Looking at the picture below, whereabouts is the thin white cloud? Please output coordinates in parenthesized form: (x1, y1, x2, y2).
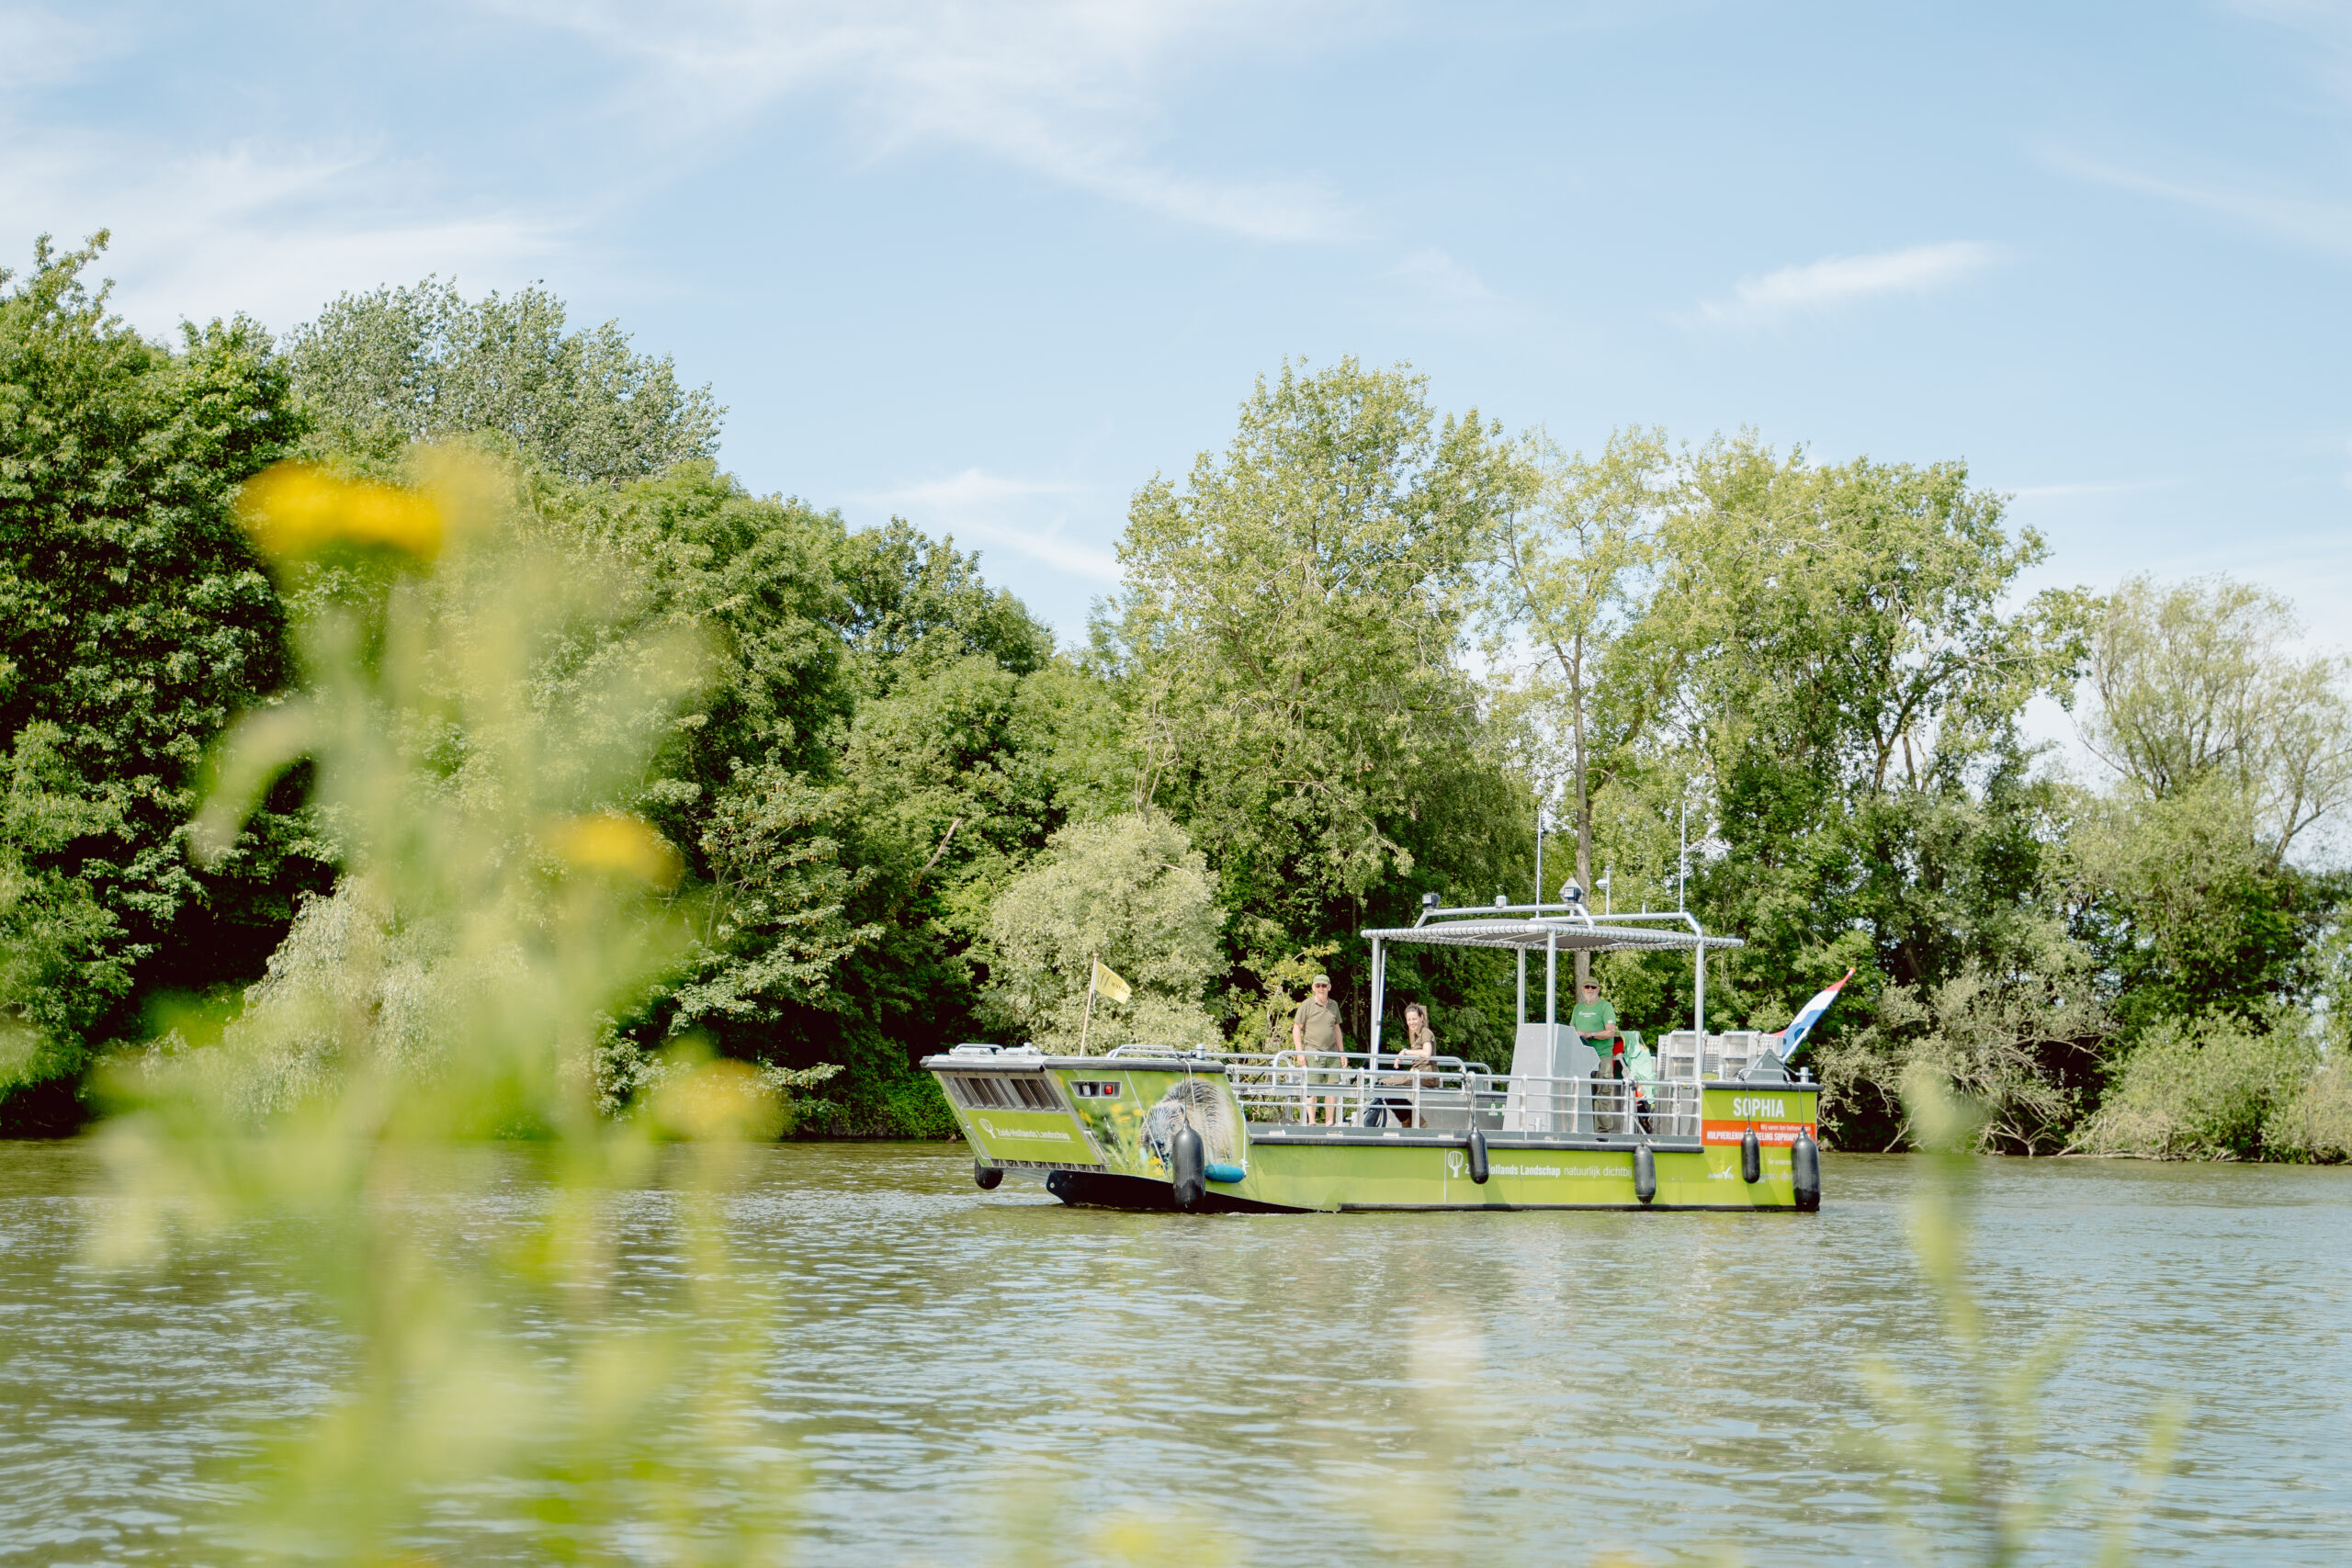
(2045, 147, 2352, 259)
(498, 0, 1357, 243)
(1395, 246, 1501, 307)
(0, 4, 119, 88)
(858, 468, 1121, 581)
(1689, 241, 2001, 327)
(0, 128, 563, 332)
(876, 468, 1083, 511)
(2229, 0, 2352, 103)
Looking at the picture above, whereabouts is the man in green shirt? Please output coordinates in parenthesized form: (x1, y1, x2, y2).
(1570, 980, 1622, 1077)
(1291, 974, 1345, 1125)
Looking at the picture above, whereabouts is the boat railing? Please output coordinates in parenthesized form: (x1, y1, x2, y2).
(1220, 1051, 1702, 1138)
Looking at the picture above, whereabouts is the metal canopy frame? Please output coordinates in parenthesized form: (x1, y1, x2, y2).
(1361, 904, 1744, 1056)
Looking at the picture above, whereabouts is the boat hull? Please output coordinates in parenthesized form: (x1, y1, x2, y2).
(1217, 1129, 1806, 1212)
(922, 1052, 1819, 1213)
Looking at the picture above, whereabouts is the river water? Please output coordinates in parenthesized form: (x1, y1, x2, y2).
(0, 1140, 2346, 1565)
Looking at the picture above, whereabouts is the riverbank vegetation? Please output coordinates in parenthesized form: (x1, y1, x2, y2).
(4, 233, 2347, 1154)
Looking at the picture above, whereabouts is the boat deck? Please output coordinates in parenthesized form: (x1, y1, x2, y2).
(1246, 1122, 1704, 1155)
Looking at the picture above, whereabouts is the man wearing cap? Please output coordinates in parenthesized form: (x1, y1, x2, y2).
(1291, 975, 1345, 1126)
(1571, 979, 1622, 1077)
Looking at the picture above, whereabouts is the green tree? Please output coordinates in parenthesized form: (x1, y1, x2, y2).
(1633, 439, 2088, 1145)
(1108, 358, 1530, 1021)
(833, 516, 1054, 696)
(2067, 577, 2350, 1044)
(2084, 574, 2352, 868)
(1483, 425, 1671, 985)
(2062, 779, 2334, 1037)
(0, 725, 128, 1093)
(2075, 1007, 2321, 1160)
(0, 233, 315, 1119)
(543, 465, 876, 1093)
(979, 813, 1225, 1051)
(284, 277, 722, 486)
(812, 525, 1118, 1127)
(576, 493, 1099, 1133)
(288, 290, 1097, 1132)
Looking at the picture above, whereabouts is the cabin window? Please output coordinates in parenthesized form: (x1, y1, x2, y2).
(943, 1074, 1060, 1111)
(1008, 1077, 1060, 1109)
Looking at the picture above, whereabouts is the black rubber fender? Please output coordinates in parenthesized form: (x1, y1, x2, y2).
(974, 1161, 1003, 1190)
(1741, 1127, 1761, 1185)
(1467, 1128, 1489, 1185)
(1634, 1144, 1657, 1204)
(1171, 1126, 1206, 1211)
(1792, 1133, 1822, 1213)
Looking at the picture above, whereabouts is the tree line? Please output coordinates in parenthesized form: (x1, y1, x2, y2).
(4, 234, 2347, 1155)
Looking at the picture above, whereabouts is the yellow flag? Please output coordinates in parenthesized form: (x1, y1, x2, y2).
(1091, 957, 1132, 1005)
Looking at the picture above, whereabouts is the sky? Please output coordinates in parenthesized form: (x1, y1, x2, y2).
(6, 0, 2350, 660)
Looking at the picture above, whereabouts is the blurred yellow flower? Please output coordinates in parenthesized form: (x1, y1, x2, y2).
(236, 463, 444, 561)
(545, 812, 684, 887)
(651, 1059, 785, 1142)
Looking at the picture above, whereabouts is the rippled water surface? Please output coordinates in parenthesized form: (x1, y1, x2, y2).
(1, 1141, 2346, 1564)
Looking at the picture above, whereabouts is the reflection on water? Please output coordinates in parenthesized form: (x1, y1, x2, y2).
(0, 1142, 2346, 1564)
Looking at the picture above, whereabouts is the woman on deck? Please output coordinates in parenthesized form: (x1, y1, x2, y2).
(1379, 1003, 1441, 1127)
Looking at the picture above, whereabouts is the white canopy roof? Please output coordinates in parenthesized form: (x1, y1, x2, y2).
(1360, 918, 1744, 954)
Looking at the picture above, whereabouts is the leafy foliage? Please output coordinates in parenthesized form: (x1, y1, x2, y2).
(0, 234, 318, 1111)
(2073, 1009, 2322, 1161)
(0, 725, 128, 1089)
(1483, 425, 1671, 985)
(979, 812, 1224, 1051)
(101, 453, 800, 1559)
(1109, 357, 1531, 1024)
(1585, 443, 2094, 1145)
(2084, 574, 2352, 865)
(284, 276, 723, 485)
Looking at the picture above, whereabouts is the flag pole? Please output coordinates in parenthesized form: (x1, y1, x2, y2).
(1079, 954, 1099, 1056)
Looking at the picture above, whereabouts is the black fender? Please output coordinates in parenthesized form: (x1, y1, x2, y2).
(1171, 1126, 1206, 1211)
(1792, 1134, 1822, 1212)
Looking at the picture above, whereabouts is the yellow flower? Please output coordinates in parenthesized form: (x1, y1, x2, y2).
(652, 1059, 785, 1142)
(236, 463, 444, 561)
(544, 813, 684, 887)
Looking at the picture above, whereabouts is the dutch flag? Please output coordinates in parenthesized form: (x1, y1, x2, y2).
(1773, 969, 1854, 1061)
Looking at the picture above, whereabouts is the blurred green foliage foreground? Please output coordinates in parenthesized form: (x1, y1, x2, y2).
(6, 231, 2352, 1153)
(95, 452, 799, 1561)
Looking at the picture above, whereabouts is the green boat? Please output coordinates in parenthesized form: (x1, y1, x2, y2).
(922, 901, 1823, 1213)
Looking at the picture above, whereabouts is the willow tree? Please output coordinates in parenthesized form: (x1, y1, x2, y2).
(980, 813, 1224, 1051)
